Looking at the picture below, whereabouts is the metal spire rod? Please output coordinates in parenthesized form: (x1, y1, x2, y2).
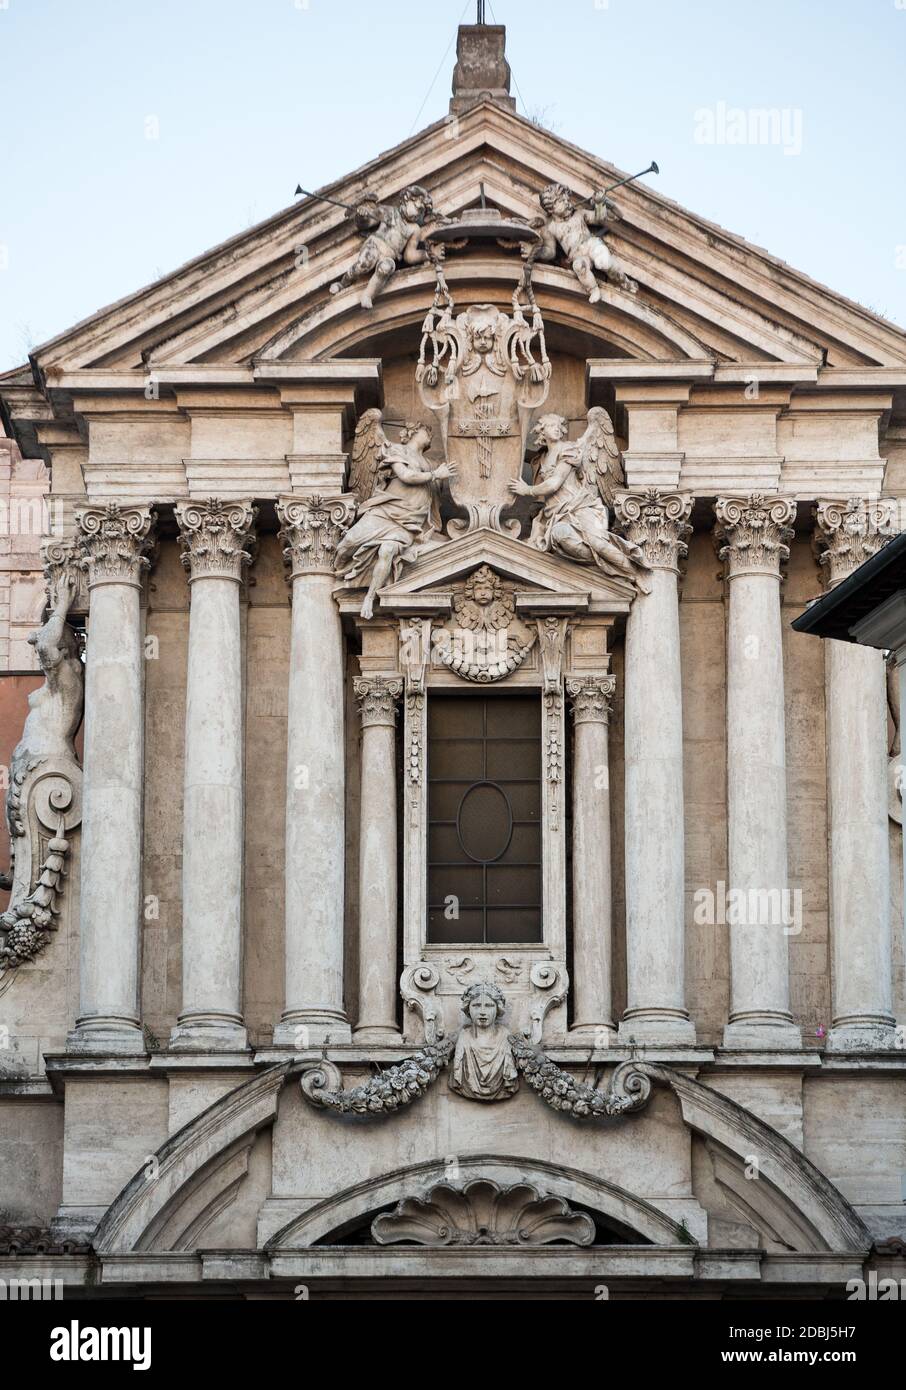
(477, 0, 486, 23)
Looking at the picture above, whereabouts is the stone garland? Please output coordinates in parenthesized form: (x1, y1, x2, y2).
(0, 823, 72, 967)
(302, 1040, 455, 1114)
(508, 1036, 650, 1119)
(300, 1037, 651, 1120)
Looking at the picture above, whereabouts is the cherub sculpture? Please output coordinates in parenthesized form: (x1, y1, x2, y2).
(509, 408, 651, 591)
(449, 983, 519, 1103)
(525, 183, 636, 302)
(329, 185, 442, 309)
(336, 410, 455, 619)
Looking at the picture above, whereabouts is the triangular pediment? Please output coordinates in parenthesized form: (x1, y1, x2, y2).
(375, 527, 636, 614)
(13, 98, 906, 390)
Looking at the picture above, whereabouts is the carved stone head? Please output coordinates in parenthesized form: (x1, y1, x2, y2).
(399, 184, 433, 224)
(539, 183, 574, 218)
(461, 982, 506, 1028)
(463, 564, 501, 609)
(529, 413, 568, 451)
(399, 420, 433, 448)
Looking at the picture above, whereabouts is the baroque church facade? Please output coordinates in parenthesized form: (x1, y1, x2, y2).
(1, 23, 905, 1298)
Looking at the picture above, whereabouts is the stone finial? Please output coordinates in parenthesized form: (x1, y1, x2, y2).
(277, 495, 355, 578)
(76, 503, 156, 587)
(354, 675, 403, 727)
(714, 494, 797, 579)
(566, 675, 616, 724)
(175, 498, 257, 582)
(613, 490, 693, 572)
(813, 497, 896, 588)
(450, 24, 516, 115)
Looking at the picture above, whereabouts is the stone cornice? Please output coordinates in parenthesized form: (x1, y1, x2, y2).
(813, 497, 896, 588)
(714, 494, 797, 579)
(76, 503, 156, 588)
(613, 490, 693, 572)
(175, 498, 257, 582)
(277, 495, 355, 577)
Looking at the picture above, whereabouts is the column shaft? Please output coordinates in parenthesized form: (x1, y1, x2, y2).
(716, 495, 800, 1048)
(354, 676, 402, 1042)
(817, 498, 895, 1050)
(69, 504, 154, 1054)
(171, 499, 255, 1051)
(567, 676, 616, 1036)
(274, 497, 353, 1046)
(615, 492, 695, 1043)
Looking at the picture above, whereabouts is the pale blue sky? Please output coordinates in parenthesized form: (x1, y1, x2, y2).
(1, 0, 904, 371)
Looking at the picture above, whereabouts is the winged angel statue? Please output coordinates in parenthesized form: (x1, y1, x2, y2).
(509, 408, 651, 591)
(335, 408, 455, 619)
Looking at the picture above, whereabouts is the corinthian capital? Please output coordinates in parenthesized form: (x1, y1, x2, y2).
(175, 498, 257, 581)
(814, 497, 896, 587)
(354, 676, 403, 727)
(714, 494, 796, 579)
(76, 503, 156, 587)
(566, 675, 616, 724)
(614, 490, 693, 571)
(277, 495, 355, 577)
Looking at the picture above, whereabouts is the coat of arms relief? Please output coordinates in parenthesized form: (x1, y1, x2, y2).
(335, 271, 650, 620)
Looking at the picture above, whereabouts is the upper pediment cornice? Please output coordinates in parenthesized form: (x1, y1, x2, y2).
(7, 100, 906, 399)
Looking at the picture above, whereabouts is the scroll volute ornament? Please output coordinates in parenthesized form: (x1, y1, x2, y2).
(714, 494, 796, 578)
(614, 489, 693, 572)
(76, 502, 156, 585)
(814, 497, 895, 587)
(277, 495, 355, 577)
(354, 675, 403, 727)
(175, 498, 257, 581)
(0, 541, 84, 970)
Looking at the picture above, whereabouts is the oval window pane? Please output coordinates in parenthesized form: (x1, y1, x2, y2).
(457, 781, 512, 863)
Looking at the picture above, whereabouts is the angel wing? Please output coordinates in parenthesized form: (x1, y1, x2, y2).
(347, 408, 390, 502)
(575, 406, 624, 508)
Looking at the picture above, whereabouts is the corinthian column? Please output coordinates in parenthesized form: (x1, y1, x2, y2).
(69, 503, 155, 1054)
(354, 675, 403, 1042)
(273, 496, 354, 1047)
(567, 675, 617, 1037)
(815, 498, 896, 1050)
(615, 491, 696, 1043)
(170, 499, 256, 1051)
(715, 495, 801, 1048)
